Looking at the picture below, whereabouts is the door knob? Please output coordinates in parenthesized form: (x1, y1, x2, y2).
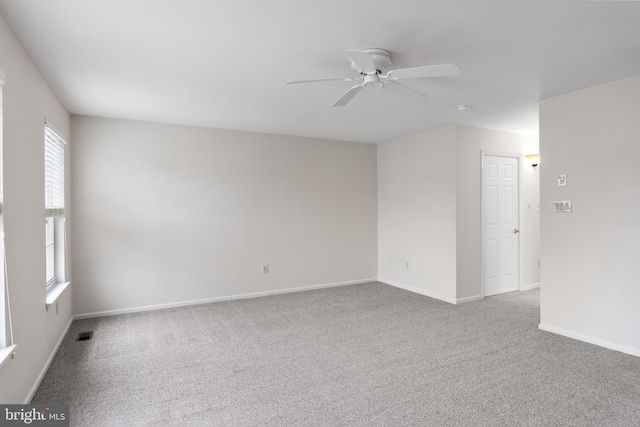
(513, 228, 520, 234)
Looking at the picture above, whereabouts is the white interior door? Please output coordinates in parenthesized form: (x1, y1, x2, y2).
(482, 154, 520, 297)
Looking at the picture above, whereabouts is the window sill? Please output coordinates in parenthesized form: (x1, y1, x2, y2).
(0, 344, 17, 369)
(46, 281, 71, 309)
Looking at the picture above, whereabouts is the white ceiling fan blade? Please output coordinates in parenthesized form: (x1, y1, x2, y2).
(382, 80, 428, 100)
(388, 63, 460, 80)
(346, 50, 377, 74)
(286, 77, 356, 85)
(332, 84, 365, 107)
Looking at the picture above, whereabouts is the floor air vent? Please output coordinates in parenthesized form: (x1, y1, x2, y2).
(77, 331, 94, 341)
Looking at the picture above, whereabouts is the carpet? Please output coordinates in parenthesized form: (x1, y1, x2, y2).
(32, 282, 640, 426)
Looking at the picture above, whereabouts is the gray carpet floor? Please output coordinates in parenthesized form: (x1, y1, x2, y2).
(33, 282, 640, 426)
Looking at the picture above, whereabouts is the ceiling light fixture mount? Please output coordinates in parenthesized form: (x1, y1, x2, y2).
(456, 104, 471, 112)
(350, 48, 391, 74)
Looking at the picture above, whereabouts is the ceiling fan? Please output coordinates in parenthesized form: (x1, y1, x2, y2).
(286, 48, 460, 107)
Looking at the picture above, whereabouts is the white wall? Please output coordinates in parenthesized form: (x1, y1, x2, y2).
(456, 125, 540, 300)
(378, 125, 539, 303)
(0, 12, 72, 403)
(71, 116, 378, 316)
(539, 73, 640, 356)
(377, 126, 458, 302)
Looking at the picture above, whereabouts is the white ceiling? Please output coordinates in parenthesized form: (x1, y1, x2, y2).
(1, 1, 640, 143)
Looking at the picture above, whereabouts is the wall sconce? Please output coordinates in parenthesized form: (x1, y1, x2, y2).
(525, 154, 540, 167)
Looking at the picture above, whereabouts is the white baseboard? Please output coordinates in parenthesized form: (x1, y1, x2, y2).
(522, 282, 540, 291)
(74, 278, 378, 320)
(456, 295, 484, 304)
(25, 317, 74, 404)
(538, 323, 640, 358)
(378, 278, 457, 305)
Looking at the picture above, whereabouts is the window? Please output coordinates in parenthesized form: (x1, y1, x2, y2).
(45, 217, 55, 284)
(1, 65, 16, 366)
(44, 121, 69, 306)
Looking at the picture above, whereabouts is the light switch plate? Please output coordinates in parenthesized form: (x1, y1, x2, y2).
(553, 200, 572, 213)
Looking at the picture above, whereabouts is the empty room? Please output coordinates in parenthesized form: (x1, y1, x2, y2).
(1, 1, 639, 426)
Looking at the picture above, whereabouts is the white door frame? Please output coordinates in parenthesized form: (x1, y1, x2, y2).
(480, 150, 524, 297)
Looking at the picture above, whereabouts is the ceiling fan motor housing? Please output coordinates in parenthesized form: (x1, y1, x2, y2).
(350, 48, 392, 74)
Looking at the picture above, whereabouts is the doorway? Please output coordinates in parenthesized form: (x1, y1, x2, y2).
(482, 152, 521, 297)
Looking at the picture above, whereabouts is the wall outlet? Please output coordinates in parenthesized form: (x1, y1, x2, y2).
(262, 264, 269, 274)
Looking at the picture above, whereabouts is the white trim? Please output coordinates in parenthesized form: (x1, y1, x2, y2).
(538, 323, 640, 358)
(24, 317, 73, 404)
(480, 150, 523, 297)
(0, 66, 5, 85)
(521, 282, 540, 291)
(518, 155, 524, 292)
(378, 278, 457, 305)
(0, 344, 16, 370)
(45, 281, 70, 309)
(456, 295, 484, 304)
(74, 278, 378, 319)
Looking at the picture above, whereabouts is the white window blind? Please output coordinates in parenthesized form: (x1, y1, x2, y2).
(44, 123, 65, 217)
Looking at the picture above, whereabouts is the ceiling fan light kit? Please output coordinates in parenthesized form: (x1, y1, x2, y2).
(286, 48, 460, 107)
